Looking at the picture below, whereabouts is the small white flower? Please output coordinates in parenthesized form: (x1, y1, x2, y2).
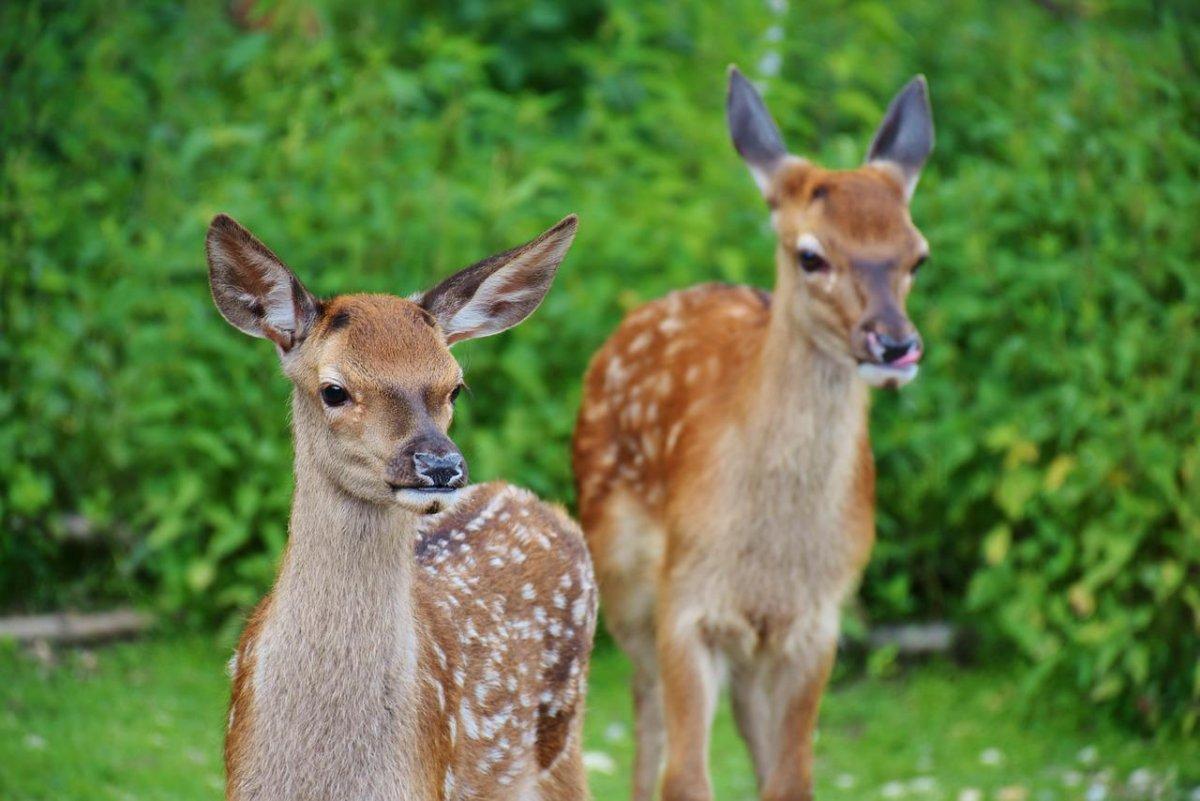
(911, 776, 937, 793)
(1062, 770, 1083, 788)
(24, 733, 46, 750)
(1127, 768, 1155, 794)
(980, 747, 1003, 766)
(997, 786, 1029, 801)
(957, 789, 983, 801)
(1085, 782, 1107, 801)
(881, 781, 907, 798)
(1077, 745, 1099, 766)
(835, 774, 856, 790)
(603, 722, 627, 742)
(582, 751, 616, 775)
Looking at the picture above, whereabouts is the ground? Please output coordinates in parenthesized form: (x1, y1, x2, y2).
(0, 636, 1195, 800)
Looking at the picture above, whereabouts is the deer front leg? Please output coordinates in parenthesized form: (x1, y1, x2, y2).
(631, 658, 667, 801)
(657, 613, 720, 801)
(730, 662, 773, 789)
(759, 646, 837, 801)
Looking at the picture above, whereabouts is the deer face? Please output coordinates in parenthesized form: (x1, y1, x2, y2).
(728, 69, 934, 388)
(206, 214, 578, 513)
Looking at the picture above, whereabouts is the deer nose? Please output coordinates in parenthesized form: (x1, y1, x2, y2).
(413, 451, 466, 489)
(869, 331, 923, 366)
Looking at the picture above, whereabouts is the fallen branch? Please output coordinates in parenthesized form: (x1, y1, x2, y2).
(866, 621, 959, 655)
(0, 609, 154, 644)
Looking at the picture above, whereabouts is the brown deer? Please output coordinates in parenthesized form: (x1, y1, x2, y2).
(206, 212, 598, 801)
(572, 68, 934, 801)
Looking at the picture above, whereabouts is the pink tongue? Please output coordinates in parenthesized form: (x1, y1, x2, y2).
(890, 349, 921, 368)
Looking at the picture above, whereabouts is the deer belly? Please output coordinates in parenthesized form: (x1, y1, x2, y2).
(699, 597, 841, 663)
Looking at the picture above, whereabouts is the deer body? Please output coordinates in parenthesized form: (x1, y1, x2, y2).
(227, 479, 595, 801)
(206, 214, 595, 801)
(573, 71, 934, 801)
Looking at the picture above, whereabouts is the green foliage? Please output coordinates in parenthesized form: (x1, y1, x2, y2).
(1, 0, 1197, 730)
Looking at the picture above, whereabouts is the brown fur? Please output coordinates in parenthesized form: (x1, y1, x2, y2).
(226, 480, 597, 800)
(208, 214, 595, 800)
(572, 96, 930, 800)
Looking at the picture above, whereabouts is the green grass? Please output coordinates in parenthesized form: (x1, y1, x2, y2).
(0, 637, 1195, 800)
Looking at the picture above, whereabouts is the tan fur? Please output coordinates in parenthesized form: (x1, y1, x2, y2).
(226, 477, 596, 801)
(210, 214, 595, 801)
(573, 160, 927, 800)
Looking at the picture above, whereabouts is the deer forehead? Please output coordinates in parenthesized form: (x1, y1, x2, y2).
(309, 294, 461, 389)
(774, 164, 921, 254)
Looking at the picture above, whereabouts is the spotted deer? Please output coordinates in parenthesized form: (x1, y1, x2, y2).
(206, 213, 598, 801)
(572, 69, 935, 801)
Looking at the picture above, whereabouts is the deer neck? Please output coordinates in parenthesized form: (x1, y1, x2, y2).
(271, 411, 422, 677)
(738, 249, 869, 511)
(245, 402, 426, 796)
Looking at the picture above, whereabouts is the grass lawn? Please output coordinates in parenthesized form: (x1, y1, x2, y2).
(0, 636, 1195, 800)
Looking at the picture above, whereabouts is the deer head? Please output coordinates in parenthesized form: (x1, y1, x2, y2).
(727, 67, 934, 388)
(206, 213, 578, 513)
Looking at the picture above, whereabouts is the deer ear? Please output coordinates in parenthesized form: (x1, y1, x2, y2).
(866, 75, 934, 201)
(417, 215, 578, 345)
(205, 214, 319, 353)
(727, 66, 789, 196)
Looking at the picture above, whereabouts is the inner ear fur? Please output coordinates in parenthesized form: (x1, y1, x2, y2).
(417, 215, 578, 345)
(205, 214, 320, 352)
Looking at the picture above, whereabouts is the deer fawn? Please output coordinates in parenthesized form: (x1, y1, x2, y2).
(206, 213, 598, 801)
(572, 68, 934, 801)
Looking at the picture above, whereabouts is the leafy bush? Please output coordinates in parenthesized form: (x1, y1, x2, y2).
(1, 0, 1196, 730)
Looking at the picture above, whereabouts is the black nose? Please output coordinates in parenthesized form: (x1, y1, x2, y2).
(877, 332, 922, 364)
(413, 451, 466, 488)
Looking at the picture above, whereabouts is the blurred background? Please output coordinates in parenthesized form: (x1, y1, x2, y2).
(1, 0, 1198, 798)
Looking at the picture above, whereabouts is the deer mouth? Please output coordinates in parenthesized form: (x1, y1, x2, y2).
(389, 485, 459, 493)
(857, 361, 919, 388)
(389, 484, 465, 514)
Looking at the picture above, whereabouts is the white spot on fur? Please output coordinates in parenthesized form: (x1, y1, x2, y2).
(628, 331, 652, 353)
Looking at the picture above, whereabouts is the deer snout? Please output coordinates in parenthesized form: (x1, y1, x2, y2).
(854, 319, 923, 388)
(414, 451, 467, 489)
(387, 434, 469, 493)
(867, 330, 922, 367)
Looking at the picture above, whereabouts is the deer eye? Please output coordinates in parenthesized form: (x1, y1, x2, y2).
(320, 384, 350, 407)
(797, 249, 829, 274)
(449, 385, 463, 405)
(912, 255, 928, 275)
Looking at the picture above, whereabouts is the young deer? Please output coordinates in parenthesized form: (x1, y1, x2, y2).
(572, 69, 934, 801)
(207, 213, 598, 801)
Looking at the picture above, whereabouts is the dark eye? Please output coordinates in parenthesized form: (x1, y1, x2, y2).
(320, 384, 349, 407)
(912, 255, 928, 275)
(449, 385, 463, 405)
(797, 249, 829, 274)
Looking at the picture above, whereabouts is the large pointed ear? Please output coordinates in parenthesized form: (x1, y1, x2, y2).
(416, 215, 578, 345)
(727, 66, 789, 196)
(865, 75, 935, 201)
(205, 214, 320, 353)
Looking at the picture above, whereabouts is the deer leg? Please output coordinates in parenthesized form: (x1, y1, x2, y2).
(630, 654, 666, 801)
(657, 619, 720, 801)
(729, 662, 772, 790)
(759, 647, 836, 801)
(539, 723, 589, 801)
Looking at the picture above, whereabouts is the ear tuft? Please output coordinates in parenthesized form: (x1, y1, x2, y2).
(418, 215, 578, 345)
(865, 75, 935, 200)
(727, 66, 789, 196)
(205, 214, 319, 353)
